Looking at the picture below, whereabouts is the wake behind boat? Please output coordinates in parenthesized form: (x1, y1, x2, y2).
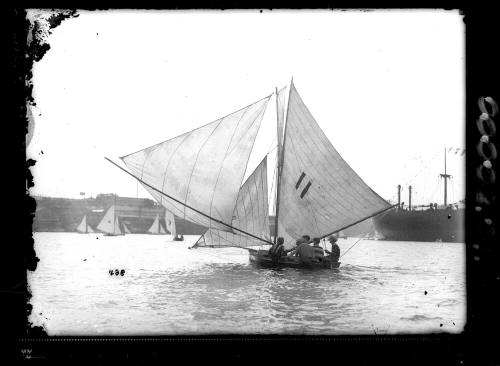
(109, 80, 394, 269)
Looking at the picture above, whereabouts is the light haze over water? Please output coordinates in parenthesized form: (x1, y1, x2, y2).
(29, 233, 465, 335)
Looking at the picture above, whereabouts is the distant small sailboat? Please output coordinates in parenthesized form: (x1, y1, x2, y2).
(76, 215, 94, 234)
(147, 214, 166, 235)
(164, 211, 176, 237)
(123, 223, 132, 234)
(97, 205, 124, 236)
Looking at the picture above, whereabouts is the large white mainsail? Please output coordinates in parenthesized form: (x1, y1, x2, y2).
(194, 157, 269, 248)
(121, 96, 271, 232)
(276, 81, 391, 240)
(165, 211, 176, 236)
(97, 205, 123, 235)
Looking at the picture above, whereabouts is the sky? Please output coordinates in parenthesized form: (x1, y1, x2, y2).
(27, 9, 465, 206)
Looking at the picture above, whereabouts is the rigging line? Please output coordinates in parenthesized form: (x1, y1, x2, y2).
(105, 157, 273, 245)
(339, 237, 364, 259)
(320, 203, 399, 241)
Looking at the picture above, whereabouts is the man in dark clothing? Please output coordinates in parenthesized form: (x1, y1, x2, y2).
(325, 235, 340, 262)
(269, 237, 285, 259)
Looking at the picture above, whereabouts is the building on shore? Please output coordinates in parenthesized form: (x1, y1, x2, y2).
(32, 194, 206, 234)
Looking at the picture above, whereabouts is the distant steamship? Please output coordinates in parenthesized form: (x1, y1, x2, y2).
(373, 148, 465, 243)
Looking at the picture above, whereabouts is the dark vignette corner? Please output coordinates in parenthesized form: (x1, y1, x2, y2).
(6, 7, 80, 361)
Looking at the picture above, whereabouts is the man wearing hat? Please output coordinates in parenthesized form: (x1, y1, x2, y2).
(325, 235, 340, 262)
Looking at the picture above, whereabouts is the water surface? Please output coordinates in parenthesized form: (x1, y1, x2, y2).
(28, 233, 466, 335)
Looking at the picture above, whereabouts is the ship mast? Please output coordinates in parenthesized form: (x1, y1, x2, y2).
(273, 78, 293, 244)
(440, 147, 451, 207)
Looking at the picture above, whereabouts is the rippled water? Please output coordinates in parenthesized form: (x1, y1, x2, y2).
(28, 233, 466, 335)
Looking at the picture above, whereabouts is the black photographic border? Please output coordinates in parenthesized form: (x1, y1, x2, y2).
(4, 5, 499, 364)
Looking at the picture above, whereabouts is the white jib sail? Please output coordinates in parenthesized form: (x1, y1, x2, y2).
(87, 224, 95, 233)
(195, 156, 269, 248)
(277, 82, 391, 240)
(76, 215, 87, 233)
(165, 211, 176, 236)
(121, 95, 271, 232)
(113, 216, 122, 235)
(147, 215, 161, 234)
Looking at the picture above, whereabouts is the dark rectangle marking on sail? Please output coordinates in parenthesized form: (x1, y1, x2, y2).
(295, 172, 306, 189)
(300, 181, 312, 198)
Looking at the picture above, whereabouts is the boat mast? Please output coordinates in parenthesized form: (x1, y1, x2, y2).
(273, 79, 293, 245)
(113, 194, 117, 234)
(440, 146, 451, 206)
(273, 87, 281, 244)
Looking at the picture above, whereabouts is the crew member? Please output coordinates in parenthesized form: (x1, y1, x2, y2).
(312, 238, 324, 262)
(269, 237, 285, 259)
(325, 235, 340, 262)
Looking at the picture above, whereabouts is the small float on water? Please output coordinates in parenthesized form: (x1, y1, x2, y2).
(172, 234, 184, 241)
(108, 80, 394, 269)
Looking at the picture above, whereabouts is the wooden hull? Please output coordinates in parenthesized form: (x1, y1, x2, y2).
(248, 249, 340, 269)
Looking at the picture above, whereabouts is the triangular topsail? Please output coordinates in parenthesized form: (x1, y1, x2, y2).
(277, 82, 391, 240)
(195, 157, 269, 248)
(121, 96, 271, 232)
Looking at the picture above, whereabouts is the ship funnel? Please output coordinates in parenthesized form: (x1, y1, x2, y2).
(408, 185, 412, 211)
(397, 184, 401, 209)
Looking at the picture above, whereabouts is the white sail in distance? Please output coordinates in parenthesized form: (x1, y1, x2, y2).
(97, 205, 123, 235)
(121, 95, 271, 232)
(276, 82, 391, 240)
(194, 157, 269, 248)
(123, 223, 131, 234)
(76, 215, 93, 233)
(165, 211, 176, 236)
(147, 215, 164, 234)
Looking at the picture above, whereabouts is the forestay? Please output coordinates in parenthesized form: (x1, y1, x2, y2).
(194, 157, 269, 248)
(121, 96, 271, 232)
(277, 82, 391, 240)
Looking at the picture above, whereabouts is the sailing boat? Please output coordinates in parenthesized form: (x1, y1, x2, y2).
(147, 214, 166, 235)
(109, 80, 394, 268)
(76, 215, 95, 234)
(123, 222, 132, 234)
(96, 205, 124, 236)
(164, 210, 176, 237)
